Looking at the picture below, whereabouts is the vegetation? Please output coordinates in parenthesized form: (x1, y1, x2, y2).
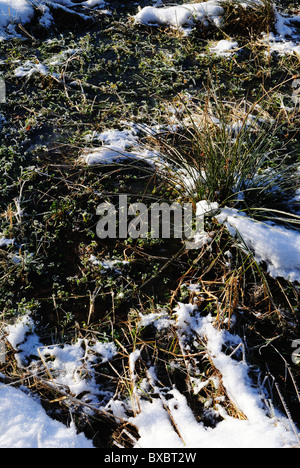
(0, 0, 299, 447)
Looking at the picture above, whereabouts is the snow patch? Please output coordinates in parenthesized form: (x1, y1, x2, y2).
(5, 315, 43, 366)
(134, 1, 225, 30)
(129, 303, 300, 448)
(0, 0, 107, 39)
(0, 385, 94, 448)
(81, 126, 159, 166)
(217, 207, 300, 283)
(210, 39, 239, 57)
(0, 1, 35, 30)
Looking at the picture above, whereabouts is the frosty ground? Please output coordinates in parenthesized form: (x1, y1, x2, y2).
(0, 0, 299, 449)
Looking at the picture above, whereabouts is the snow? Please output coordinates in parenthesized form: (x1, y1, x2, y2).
(265, 34, 300, 56)
(38, 338, 118, 405)
(0, 1, 35, 30)
(260, 8, 300, 56)
(292, 79, 300, 107)
(14, 60, 49, 78)
(46, 48, 82, 66)
(0, 313, 119, 447)
(89, 254, 129, 274)
(1, 297, 300, 447)
(210, 39, 239, 57)
(0, 0, 299, 62)
(84, 127, 139, 148)
(139, 310, 173, 332)
(216, 207, 300, 284)
(81, 126, 159, 166)
(134, 1, 300, 57)
(82, 127, 139, 165)
(0, 384, 94, 448)
(129, 303, 300, 448)
(0, 114, 5, 129)
(129, 349, 142, 375)
(0, 0, 107, 39)
(5, 315, 42, 366)
(83, 146, 139, 165)
(0, 237, 14, 248)
(91, 341, 117, 363)
(132, 387, 298, 448)
(49, 0, 105, 6)
(134, 1, 225, 30)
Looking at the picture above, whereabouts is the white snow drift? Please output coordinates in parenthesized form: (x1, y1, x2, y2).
(217, 207, 300, 284)
(134, 1, 224, 29)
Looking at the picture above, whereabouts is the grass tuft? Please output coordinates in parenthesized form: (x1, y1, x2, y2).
(221, 0, 277, 35)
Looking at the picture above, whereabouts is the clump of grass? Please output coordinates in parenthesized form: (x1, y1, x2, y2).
(221, 0, 277, 35)
(147, 83, 299, 226)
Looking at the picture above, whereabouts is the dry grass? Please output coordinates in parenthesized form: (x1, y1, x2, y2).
(221, 0, 277, 35)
